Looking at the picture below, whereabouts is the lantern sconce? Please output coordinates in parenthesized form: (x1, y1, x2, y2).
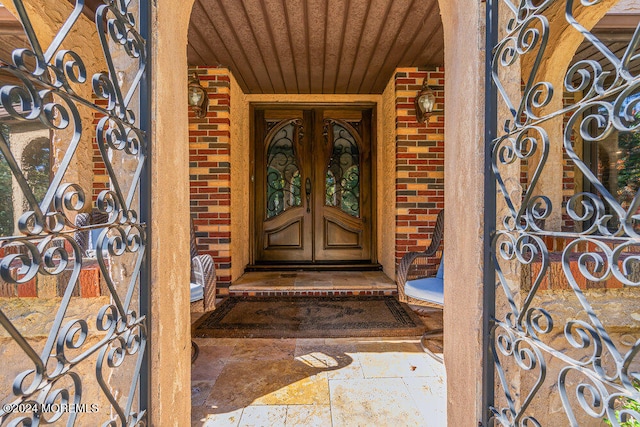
(188, 72, 208, 118)
(415, 80, 442, 124)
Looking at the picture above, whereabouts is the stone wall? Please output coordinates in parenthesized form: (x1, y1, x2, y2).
(0, 297, 114, 426)
(494, 285, 640, 426)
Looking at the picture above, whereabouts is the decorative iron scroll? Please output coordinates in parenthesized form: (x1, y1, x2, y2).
(0, 1, 148, 425)
(324, 120, 360, 217)
(489, 1, 640, 426)
(266, 119, 302, 218)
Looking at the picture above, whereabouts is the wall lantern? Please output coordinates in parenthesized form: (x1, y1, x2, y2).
(415, 80, 437, 124)
(188, 72, 208, 118)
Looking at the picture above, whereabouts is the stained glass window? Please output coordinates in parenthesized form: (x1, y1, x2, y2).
(266, 123, 302, 218)
(325, 122, 360, 217)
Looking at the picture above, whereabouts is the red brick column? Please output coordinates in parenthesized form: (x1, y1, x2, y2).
(395, 67, 445, 270)
(188, 66, 232, 289)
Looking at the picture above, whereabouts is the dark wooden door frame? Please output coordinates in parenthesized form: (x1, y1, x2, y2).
(248, 102, 378, 268)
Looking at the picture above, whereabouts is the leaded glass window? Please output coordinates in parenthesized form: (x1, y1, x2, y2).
(325, 122, 360, 217)
(266, 122, 302, 218)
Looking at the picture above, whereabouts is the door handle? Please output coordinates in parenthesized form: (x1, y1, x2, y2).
(305, 177, 311, 213)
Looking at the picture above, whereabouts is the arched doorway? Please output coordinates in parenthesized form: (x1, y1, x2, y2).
(185, 0, 451, 425)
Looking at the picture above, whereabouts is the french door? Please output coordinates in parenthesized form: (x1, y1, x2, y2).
(253, 107, 373, 264)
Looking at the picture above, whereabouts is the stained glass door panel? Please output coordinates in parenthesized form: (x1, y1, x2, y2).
(255, 110, 312, 262)
(314, 115, 371, 262)
(266, 121, 302, 219)
(325, 120, 361, 218)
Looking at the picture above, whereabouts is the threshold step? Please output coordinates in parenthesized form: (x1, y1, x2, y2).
(228, 289, 397, 297)
(228, 270, 397, 297)
(245, 263, 383, 272)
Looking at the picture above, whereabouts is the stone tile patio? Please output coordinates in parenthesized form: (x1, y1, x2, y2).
(190, 335, 446, 426)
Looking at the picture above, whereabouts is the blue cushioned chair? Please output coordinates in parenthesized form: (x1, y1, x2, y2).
(404, 257, 444, 306)
(397, 209, 444, 362)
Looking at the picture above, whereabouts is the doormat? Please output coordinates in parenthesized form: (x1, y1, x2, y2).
(192, 296, 426, 338)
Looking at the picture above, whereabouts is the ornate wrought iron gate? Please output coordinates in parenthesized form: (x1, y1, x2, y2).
(486, 0, 640, 425)
(0, 0, 149, 425)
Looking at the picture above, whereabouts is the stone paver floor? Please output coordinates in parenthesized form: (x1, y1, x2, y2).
(190, 334, 446, 426)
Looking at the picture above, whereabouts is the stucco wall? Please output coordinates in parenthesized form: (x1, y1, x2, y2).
(380, 77, 396, 278)
(230, 74, 249, 281)
(150, 0, 194, 424)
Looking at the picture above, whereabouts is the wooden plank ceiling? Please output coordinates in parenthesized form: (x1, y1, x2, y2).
(187, 0, 444, 94)
(0, 6, 27, 66)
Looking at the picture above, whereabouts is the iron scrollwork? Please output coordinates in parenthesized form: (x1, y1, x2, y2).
(489, 0, 640, 425)
(0, 0, 148, 425)
(324, 119, 360, 218)
(265, 119, 303, 218)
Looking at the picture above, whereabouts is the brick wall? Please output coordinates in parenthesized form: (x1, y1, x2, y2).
(394, 67, 445, 270)
(0, 246, 107, 298)
(92, 97, 109, 201)
(562, 91, 576, 232)
(188, 67, 232, 289)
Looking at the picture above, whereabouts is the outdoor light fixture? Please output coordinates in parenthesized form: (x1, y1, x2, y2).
(415, 80, 437, 124)
(188, 72, 208, 118)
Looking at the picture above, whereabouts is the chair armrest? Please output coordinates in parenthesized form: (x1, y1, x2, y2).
(397, 251, 438, 285)
(397, 209, 444, 305)
(192, 254, 217, 311)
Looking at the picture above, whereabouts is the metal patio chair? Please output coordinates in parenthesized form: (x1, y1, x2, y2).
(190, 218, 217, 313)
(190, 218, 217, 363)
(397, 209, 444, 362)
(74, 210, 110, 257)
